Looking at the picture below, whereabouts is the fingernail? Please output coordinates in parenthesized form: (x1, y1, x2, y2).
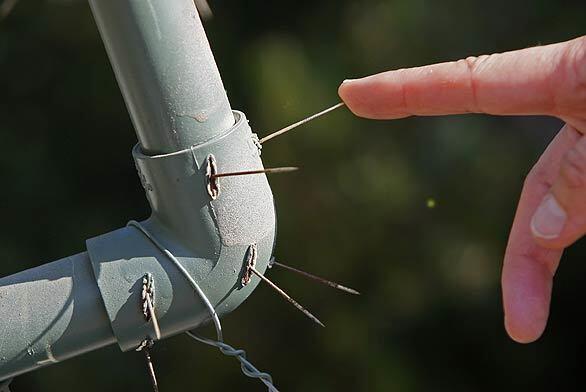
(530, 194, 566, 239)
(342, 79, 356, 84)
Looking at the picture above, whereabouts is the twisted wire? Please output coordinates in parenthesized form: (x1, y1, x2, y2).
(126, 221, 278, 392)
(127, 220, 223, 341)
(186, 331, 277, 391)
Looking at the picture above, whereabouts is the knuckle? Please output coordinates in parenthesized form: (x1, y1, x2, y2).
(575, 134, 586, 156)
(463, 55, 478, 70)
(464, 54, 490, 68)
(462, 55, 491, 112)
(517, 245, 557, 269)
(458, 54, 492, 113)
(555, 36, 586, 114)
(524, 162, 550, 190)
(560, 143, 586, 188)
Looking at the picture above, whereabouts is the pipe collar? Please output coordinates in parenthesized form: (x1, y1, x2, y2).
(86, 111, 276, 351)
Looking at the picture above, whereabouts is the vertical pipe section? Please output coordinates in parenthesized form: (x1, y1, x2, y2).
(88, 0, 234, 155)
(1, 0, 236, 379)
(0, 252, 115, 380)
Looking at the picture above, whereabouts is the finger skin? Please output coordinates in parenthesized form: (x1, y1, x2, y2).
(340, 36, 586, 343)
(502, 125, 579, 343)
(533, 132, 586, 249)
(338, 35, 586, 119)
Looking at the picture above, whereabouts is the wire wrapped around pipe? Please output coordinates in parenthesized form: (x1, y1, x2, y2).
(126, 221, 278, 392)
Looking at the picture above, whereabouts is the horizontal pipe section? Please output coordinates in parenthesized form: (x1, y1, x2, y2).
(0, 252, 115, 380)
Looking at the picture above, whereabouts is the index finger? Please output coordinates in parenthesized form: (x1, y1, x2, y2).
(338, 36, 585, 119)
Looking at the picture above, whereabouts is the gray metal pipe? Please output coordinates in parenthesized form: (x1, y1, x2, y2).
(0, 252, 115, 380)
(88, 0, 235, 155)
(0, 0, 271, 382)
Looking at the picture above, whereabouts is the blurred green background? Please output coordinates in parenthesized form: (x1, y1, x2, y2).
(1, 0, 585, 390)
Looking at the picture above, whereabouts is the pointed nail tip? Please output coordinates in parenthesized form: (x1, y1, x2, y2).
(338, 286, 360, 295)
(267, 167, 299, 174)
(306, 316, 326, 328)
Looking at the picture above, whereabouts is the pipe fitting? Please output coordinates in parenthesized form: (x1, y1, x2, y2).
(1, 0, 275, 380)
(87, 111, 276, 351)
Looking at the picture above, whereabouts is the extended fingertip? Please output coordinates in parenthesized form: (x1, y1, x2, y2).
(338, 79, 362, 116)
(502, 260, 553, 344)
(338, 78, 357, 97)
(504, 314, 545, 344)
(503, 283, 550, 344)
(338, 76, 391, 119)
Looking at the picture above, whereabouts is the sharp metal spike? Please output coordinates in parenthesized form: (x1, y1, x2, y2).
(269, 259, 360, 295)
(250, 267, 325, 328)
(259, 102, 346, 144)
(143, 344, 159, 392)
(145, 295, 162, 340)
(210, 166, 299, 179)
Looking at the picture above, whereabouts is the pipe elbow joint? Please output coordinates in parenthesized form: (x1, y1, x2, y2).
(86, 111, 276, 351)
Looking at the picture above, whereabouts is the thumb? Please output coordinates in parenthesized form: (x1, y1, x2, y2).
(531, 129, 586, 248)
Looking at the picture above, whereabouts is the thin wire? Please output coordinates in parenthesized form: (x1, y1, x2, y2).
(127, 220, 223, 341)
(139, 340, 159, 392)
(126, 221, 278, 391)
(211, 166, 299, 179)
(186, 332, 277, 391)
(138, 274, 161, 392)
(142, 273, 162, 340)
(145, 291, 162, 340)
(251, 267, 325, 328)
(270, 259, 360, 295)
(259, 102, 345, 144)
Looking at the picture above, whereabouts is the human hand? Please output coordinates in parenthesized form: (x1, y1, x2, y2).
(339, 36, 586, 343)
